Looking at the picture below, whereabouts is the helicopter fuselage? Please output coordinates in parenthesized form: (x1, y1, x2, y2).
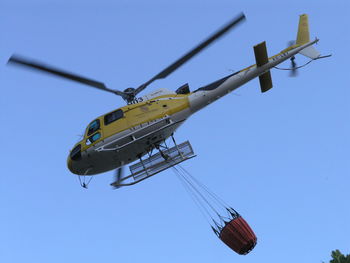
(67, 39, 318, 176)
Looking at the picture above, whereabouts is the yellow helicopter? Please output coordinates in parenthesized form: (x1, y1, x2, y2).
(8, 13, 329, 188)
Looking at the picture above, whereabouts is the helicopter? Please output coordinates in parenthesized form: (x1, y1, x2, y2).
(8, 13, 329, 188)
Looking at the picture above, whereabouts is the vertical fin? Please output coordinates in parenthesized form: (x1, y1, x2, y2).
(296, 14, 310, 45)
(296, 14, 321, 59)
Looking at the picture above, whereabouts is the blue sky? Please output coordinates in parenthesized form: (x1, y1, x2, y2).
(1, 0, 349, 262)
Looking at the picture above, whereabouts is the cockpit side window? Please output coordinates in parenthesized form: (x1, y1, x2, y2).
(87, 119, 100, 136)
(86, 132, 101, 145)
(104, 109, 124, 125)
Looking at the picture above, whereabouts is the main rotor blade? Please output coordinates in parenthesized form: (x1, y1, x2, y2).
(8, 55, 125, 97)
(135, 12, 246, 95)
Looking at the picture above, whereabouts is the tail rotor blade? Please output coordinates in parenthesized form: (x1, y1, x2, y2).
(287, 40, 295, 47)
(290, 56, 298, 77)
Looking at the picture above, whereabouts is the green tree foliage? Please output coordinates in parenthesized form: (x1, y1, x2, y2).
(327, 250, 350, 263)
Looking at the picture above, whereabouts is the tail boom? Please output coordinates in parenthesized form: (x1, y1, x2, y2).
(188, 39, 319, 113)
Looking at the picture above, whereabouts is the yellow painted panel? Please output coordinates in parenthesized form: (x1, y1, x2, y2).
(296, 14, 310, 45)
(78, 94, 190, 152)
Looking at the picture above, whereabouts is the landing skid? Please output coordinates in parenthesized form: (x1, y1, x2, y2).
(111, 137, 196, 188)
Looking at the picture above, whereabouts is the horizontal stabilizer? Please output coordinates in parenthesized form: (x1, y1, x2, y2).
(259, 71, 273, 92)
(253, 41, 273, 92)
(253, 41, 269, 67)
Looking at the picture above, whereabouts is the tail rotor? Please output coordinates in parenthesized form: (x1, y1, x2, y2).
(287, 40, 298, 77)
(289, 56, 298, 77)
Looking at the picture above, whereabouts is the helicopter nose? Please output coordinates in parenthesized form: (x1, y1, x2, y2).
(67, 158, 74, 172)
(67, 144, 82, 174)
(67, 155, 81, 174)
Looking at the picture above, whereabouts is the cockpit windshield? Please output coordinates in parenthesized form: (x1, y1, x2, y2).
(87, 119, 100, 136)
